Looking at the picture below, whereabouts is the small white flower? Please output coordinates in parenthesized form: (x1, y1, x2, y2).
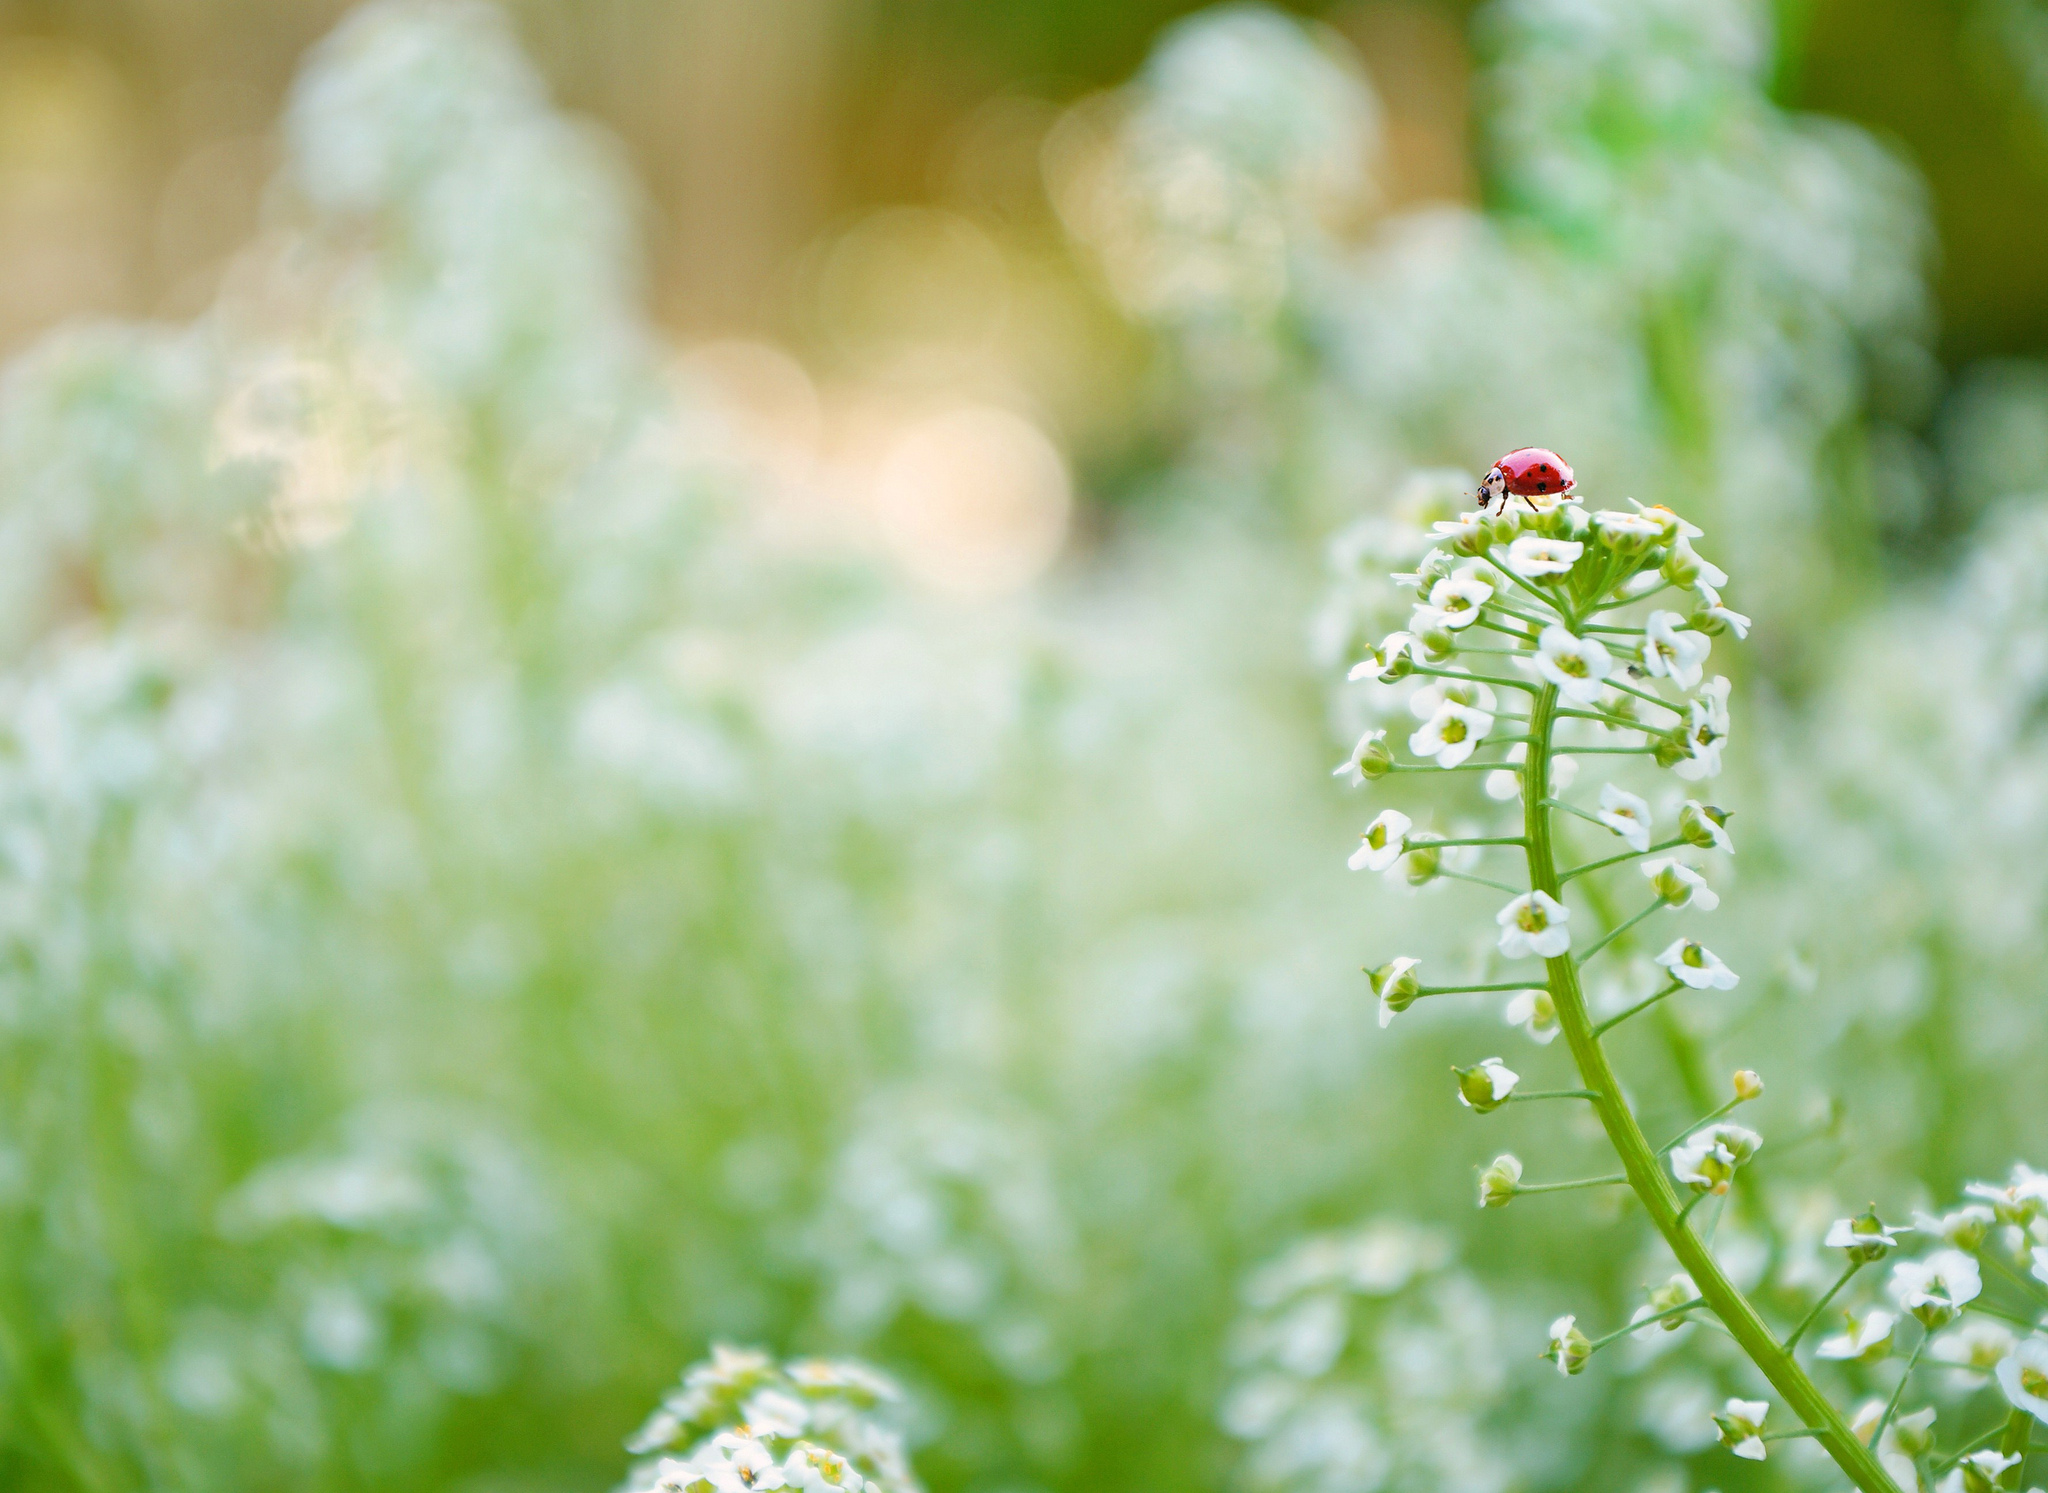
(1349, 810, 1413, 872)
(1497, 891, 1572, 959)
(1534, 625, 1613, 705)
(1592, 509, 1664, 546)
(1931, 1319, 2016, 1372)
(1432, 512, 1488, 547)
(1712, 1397, 1769, 1461)
(1693, 582, 1752, 638)
(704, 1436, 788, 1493)
(1643, 858, 1719, 910)
(1654, 938, 1738, 990)
(1478, 1153, 1521, 1207)
(1817, 1308, 1896, 1360)
(1996, 1337, 2048, 1423)
(1370, 956, 1423, 1028)
(1425, 570, 1495, 630)
(1665, 536, 1728, 591)
(1642, 611, 1710, 689)
(1891, 1249, 1983, 1328)
(1504, 987, 1560, 1045)
(1914, 1204, 1996, 1252)
(1825, 1210, 1907, 1259)
(1332, 729, 1391, 786)
(1546, 1315, 1591, 1375)
(740, 1390, 809, 1438)
(1672, 676, 1730, 782)
(1506, 534, 1583, 577)
(1409, 678, 1497, 721)
(1629, 500, 1702, 540)
(1679, 800, 1734, 853)
(1866, 1403, 1937, 1489)
(1410, 699, 1496, 768)
(1965, 1165, 2048, 1225)
(1671, 1124, 1761, 1195)
(1595, 783, 1652, 853)
(1455, 1056, 1520, 1112)
(1945, 1451, 2024, 1493)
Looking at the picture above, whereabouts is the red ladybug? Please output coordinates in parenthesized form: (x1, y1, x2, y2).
(1476, 448, 1575, 512)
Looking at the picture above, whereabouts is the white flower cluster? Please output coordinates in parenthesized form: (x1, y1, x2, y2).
(622, 1347, 919, 1493)
(1219, 1221, 1514, 1493)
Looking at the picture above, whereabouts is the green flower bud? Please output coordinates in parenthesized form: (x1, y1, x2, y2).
(1368, 957, 1422, 1013)
(1400, 840, 1442, 886)
(1420, 626, 1456, 661)
(1478, 1153, 1521, 1208)
(1546, 1315, 1591, 1375)
(1678, 801, 1732, 850)
(1453, 1056, 1518, 1113)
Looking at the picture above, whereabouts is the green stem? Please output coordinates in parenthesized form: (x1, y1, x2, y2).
(1518, 682, 1903, 1493)
(1510, 1088, 1602, 1103)
(1512, 1173, 1628, 1196)
(1762, 1428, 1828, 1443)
(1576, 899, 1667, 965)
(1871, 1332, 1928, 1450)
(1542, 796, 1610, 829)
(1785, 1259, 1865, 1351)
(1591, 980, 1686, 1036)
(1425, 836, 1528, 849)
(1416, 981, 1546, 995)
(1408, 664, 1539, 693)
(1587, 1298, 1700, 1349)
(1561, 836, 1688, 884)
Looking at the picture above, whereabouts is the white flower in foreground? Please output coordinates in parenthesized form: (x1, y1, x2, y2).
(1534, 625, 1613, 704)
(1915, 1204, 1996, 1252)
(1891, 1249, 1982, 1328)
(1678, 800, 1734, 853)
(1654, 938, 1738, 990)
(1506, 534, 1583, 577)
(1332, 729, 1392, 786)
(1671, 1124, 1761, 1195)
(784, 1447, 864, 1493)
(1945, 1450, 2023, 1493)
(1425, 570, 1495, 629)
(1369, 957, 1422, 1028)
(1643, 858, 1718, 910)
(1642, 611, 1711, 689)
(1349, 809, 1413, 872)
(1504, 987, 1560, 1045)
(1816, 1308, 1896, 1361)
(1664, 536, 1728, 591)
(1455, 1056, 1519, 1113)
(1593, 509, 1663, 549)
(1931, 1319, 2015, 1371)
(702, 1436, 788, 1493)
(1712, 1397, 1769, 1460)
(1672, 677, 1730, 782)
(1410, 699, 1496, 768)
(1546, 1315, 1591, 1375)
(1997, 1337, 2048, 1423)
(1825, 1208, 1906, 1260)
(1497, 891, 1571, 959)
(1595, 783, 1652, 852)
(1630, 501, 1702, 540)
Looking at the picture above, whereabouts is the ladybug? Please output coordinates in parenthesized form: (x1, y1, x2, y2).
(1476, 447, 1575, 512)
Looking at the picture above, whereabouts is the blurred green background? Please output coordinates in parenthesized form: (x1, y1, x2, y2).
(1, 3, 2047, 1493)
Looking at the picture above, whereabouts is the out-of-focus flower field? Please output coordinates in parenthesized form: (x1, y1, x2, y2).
(2, 2, 2047, 1491)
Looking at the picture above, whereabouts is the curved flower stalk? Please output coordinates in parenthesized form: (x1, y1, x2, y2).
(1337, 489, 1913, 1492)
(622, 1346, 921, 1493)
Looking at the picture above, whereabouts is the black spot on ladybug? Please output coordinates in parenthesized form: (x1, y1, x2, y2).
(1535, 481, 1549, 491)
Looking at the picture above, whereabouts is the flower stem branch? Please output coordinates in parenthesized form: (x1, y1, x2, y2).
(1870, 1332, 1929, 1450)
(1785, 1259, 1865, 1351)
(1654, 1093, 1747, 1156)
(1575, 900, 1666, 966)
(1591, 980, 1686, 1036)
(1587, 1299, 1700, 1350)
(1517, 681, 1904, 1493)
(1509, 1088, 1602, 1103)
(1438, 869, 1528, 895)
(1510, 1173, 1629, 1197)
(1561, 837, 1687, 884)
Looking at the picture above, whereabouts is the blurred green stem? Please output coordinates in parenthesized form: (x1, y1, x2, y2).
(1520, 680, 1904, 1493)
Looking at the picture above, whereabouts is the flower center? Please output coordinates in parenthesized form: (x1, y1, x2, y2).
(1681, 943, 1705, 968)
(2024, 1366, 2048, 1397)
(1440, 716, 1468, 744)
(1555, 652, 1589, 678)
(1517, 904, 1548, 933)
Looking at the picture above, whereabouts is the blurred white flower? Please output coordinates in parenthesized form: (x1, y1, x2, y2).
(1671, 1124, 1761, 1195)
(1672, 677, 1730, 781)
(1712, 1397, 1768, 1460)
(1643, 859, 1718, 910)
(1642, 612, 1709, 689)
(1816, 1307, 1895, 1361)
(1997, 1338, 2048, 1422)
(1891, 1250, 1982, 1328)
(1503, 988, 1560, 1045)
(1496, 891, 1570, 959)
(1505, 536, 1582, 578)
(1595, 783, 1652, 852)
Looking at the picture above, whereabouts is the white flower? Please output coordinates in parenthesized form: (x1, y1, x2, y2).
(1408, 678, 1497, 720)
(1505, 535, 1583, 578)
(740, 1390, 810, 1438)
(1546, 1315, 1591, 1375)
(1349, 809, 1412, 871)
(1497, 891, 1571, 959)
(1455, 1056, 1520, 1112)
(1863, 1403, 1936, 1489)
(1693, 582, 1751, 637)
(1504, 987, 1560, 1045)
(1410, 699, 1496, 768)
(1478, 1153, 1521, 1207)
(1678, 800, 1734, 853)
(1825, 1209, 1907, 1259)
(1891, 1249, 1983, 1328)
(1595, 783, 1652, 853)
(1672, 676, 1730, 782)
(1665, 536, 1728, 591)
(1932, 1319, 2016, 1372)
(1369, 956, 1422, 1028)
(1654, 938, 1738, 990)
(1332, 728, 1391, 786)
(1997, 1337, 2048, 1423)
(784, 1447, 864, 1493)
(1642, 858, 1719, 910)
(1534, 625, 1613, 704)
(1485, 742, 1576, 800)
(703, 1436, 788, 1493)
(1629, 500, 1702, 540)
(1642, 611, 1710, 689)
(1712, 1397, 1769, 1460)
(1817, 1308, 1896, 1360)
(1914, 1204, 1996, 1252)
(1425, 570, 1495, 629)
(1943, 1452, 2023, 1493)
(1671, 1124, 1761, 1195)
(1592, 509, 1664, 546)
(1965, 1165, 2048, 1225)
